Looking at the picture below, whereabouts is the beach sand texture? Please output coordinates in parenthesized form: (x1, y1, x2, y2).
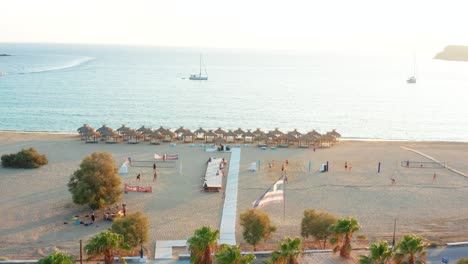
(1, 132, 468, 259)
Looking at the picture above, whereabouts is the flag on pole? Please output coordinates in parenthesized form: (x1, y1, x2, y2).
(252, 176, 285, 208)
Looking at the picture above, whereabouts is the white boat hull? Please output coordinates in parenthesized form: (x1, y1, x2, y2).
(189, 75, 208, 80)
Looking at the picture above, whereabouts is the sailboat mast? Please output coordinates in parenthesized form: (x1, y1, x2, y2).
(199, 54, 202, 76)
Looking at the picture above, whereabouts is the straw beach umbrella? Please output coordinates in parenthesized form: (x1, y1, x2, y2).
(205, 130, 216, 143)
(298, 134, 312, 148)
(174, 126, 189, 140)
(77, 124, 93, 140)
(148, 130, 162, 145)
(278, 133, 297, 147)
(288, 129, 302, 138)
(160, 128, 174, 142)
(272, 128, 284, 138)
(194, 127, 207, 141)
(253, 128, 265, 137)
(182, 130, 194, 143)
(97, 125, 120, 143)
(243, 129, 255, 143)
(233, 128, 245, 141)
(256, 134, 269, 147)
(225, 130, 236, 143)
(214, 127, 227, 138)
(126, 129, 143, 144)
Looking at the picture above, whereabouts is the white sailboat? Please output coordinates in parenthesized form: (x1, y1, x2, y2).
(189, 55, 208, 80)
(407, 55, 416, 83)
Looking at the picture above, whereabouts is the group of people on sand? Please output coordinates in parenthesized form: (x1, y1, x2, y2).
(134, 162, 158, 182)
(99, 203, 128, 222)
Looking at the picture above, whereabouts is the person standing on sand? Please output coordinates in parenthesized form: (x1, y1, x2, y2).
(153, 162, 156, 171)
(433, 173, 436, 182)
(91, 212, 95, 223)
(122, 203, 127, 216)
(153, 171, 157, 182)
(136, 173, 141, 182)
(345, 161, 348, 170)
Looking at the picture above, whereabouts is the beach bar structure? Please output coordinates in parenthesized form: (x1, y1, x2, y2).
(203, 157, 225, 192)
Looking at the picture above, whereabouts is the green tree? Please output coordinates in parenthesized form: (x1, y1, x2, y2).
(187, 226, 220, 264)
(329, 217, 361, 258)
(215, 244, 255, 264)
(68, 152, 123, 209)
(394, 234, 429, 264)
(1, 147, 48, 168)
(271, 237, 302, 264)
(37, 251, 75, 264)
(111, 211, 149, 248)
(456, 258, 468, 264)
(300, 209, 337, 249)
(240, 209, 277, 251)
(85, 230, 130, 264)
(359, 240, 394, 264)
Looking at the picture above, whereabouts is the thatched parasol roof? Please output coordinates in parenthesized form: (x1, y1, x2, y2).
(278, 133, 298, 141)
(253, 128, 265, 136)
(265, 131, 277, 139)
(272, 128, 284, 136)
(233, 128, 245, 135)
(147, 130, 162, 138)
(77, 124, 92, 134)
(256, 134, 269, 141)
(214, 127, 227, 136)
(225, 130, 236, 137)
(182, 130, 194, 137)
(97, 125, 114, 135)
(126, 129, 143, 138)
(298, 134, 312, 141)
(155, 126, 168, 134)
(194, 127, 207, 134)
(244, 130, 255, 138)
(174, 126, 189, 134)
(116, 124, 131, 134)
(99, 127, 119, 137)
(205, 130, 216, 137)
(287, 129, 302, 137)
(307, 130, 321, 138)
(328, 129, 341, 138)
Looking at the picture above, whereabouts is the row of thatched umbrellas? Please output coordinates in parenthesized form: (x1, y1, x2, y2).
(77, 124, 341, 147)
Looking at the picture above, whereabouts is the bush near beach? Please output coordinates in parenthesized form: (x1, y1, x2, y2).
(1, 147, 48, 168)
(68, 152, 122, 209)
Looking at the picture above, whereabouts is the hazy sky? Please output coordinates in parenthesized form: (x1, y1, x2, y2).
(1, 0, 467, 52)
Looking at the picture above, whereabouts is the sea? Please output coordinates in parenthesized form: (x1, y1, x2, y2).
(0, 43, 467, 141)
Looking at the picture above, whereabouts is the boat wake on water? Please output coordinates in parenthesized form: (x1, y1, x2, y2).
(16, 56, 95, 75)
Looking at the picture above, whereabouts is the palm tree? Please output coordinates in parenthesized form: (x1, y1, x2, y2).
(394, 234, 429, 264)
(329, 217, 361, 258)
(359, 241, 394, 264)
(215, 244, 255, 264)
(271, 237, 302, 264)
(38, 251, 75, 264)
(187, 226, 220, 264)
(85, 230, 130, 264)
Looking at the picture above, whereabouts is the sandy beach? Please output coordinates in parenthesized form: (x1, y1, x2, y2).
(1, 132, 468, 259)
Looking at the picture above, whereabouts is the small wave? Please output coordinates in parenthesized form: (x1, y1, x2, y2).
(18, 56, 95, 74)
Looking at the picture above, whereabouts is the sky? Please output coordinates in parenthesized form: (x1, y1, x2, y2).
(1, 0, 467, 52)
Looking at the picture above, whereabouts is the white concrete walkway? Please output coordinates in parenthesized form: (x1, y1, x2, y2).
(218, 147, 240, 245)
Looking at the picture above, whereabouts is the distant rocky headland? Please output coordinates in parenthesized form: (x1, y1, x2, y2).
(434, 45, 468, 61)
(0, 54, 11, 56)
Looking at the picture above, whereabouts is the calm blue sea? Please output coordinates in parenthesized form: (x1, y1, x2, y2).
(0, 43, 467, 141)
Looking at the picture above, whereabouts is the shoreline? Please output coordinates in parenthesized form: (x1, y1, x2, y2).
(1, 130, 467, 144)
